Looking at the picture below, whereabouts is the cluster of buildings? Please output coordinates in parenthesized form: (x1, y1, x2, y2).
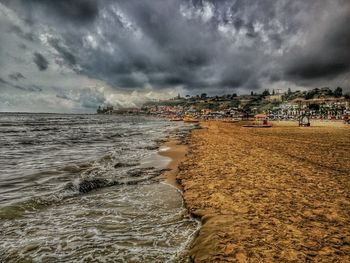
(97, 105, 140, 115)
(97, 87, 350, 122)
(268, 97, 349, 120)
(141, 104, 242, 120)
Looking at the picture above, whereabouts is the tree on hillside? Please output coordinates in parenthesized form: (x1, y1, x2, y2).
(262, 89, 270, 96)
(200, 93, 207, 99)
(334, 87, 343, 98)
(305, 89, 316, 100)
(322, 87, 333, 96)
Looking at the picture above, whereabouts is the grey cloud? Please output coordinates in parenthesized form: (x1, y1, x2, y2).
(28, 85, 42, 92)
(49, 38, 77, 67)
(33, 52, 49, 71)
(1, 0, 99, 25)
(79, 88, 106, 108)
(56, 94, 71, 100)
(284, 11, 350, 81)
(0, 77, 9, 85)
(35, 0, 99, 24)
(18, 43, 27, 49)
(0, 77, 41, 92)
(1, 0, 350, 110)
(7, 24, 35, 41)
(55, 88, 106, 108)
(8, 72, 25, 81)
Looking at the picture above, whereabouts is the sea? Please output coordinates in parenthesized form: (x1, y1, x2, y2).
(0, 113, 199, 263)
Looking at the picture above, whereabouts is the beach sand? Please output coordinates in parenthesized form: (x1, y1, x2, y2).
(177, 121, 350, 262)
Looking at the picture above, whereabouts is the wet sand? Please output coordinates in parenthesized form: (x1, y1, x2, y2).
(159, 138, 189, 189)
(177, 121, 350, 262)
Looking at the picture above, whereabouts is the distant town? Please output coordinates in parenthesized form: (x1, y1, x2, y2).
(97, 87, 350, 122)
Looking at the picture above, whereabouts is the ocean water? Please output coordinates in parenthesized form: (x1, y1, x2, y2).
(0, 113, 199, 263)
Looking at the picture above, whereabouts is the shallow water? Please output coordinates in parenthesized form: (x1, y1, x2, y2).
(0, 113, 199, 262)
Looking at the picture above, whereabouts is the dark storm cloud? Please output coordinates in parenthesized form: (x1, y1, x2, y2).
(1, 0, 350, 95)
(285, 12, 350, 80)
(1, 0, 99, 24)
(286, 59, 349, 80)
(80, 0, 350, 91)
(33, 0, 99, 23)
(33, 52, 49, 71)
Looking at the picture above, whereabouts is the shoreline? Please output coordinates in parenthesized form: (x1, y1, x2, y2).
(177, 121, 350, 262)
(158, 137, 189, 189)
(157, 136, 202, 262)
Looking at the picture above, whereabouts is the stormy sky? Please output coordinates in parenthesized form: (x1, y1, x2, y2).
(0, 0, 349, 112)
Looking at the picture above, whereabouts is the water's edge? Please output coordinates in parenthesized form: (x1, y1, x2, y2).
(0, 114, 200, 262)
(156, 132, 202, 262)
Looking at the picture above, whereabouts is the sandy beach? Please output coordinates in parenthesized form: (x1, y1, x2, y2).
(176, 121, 350, 262)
